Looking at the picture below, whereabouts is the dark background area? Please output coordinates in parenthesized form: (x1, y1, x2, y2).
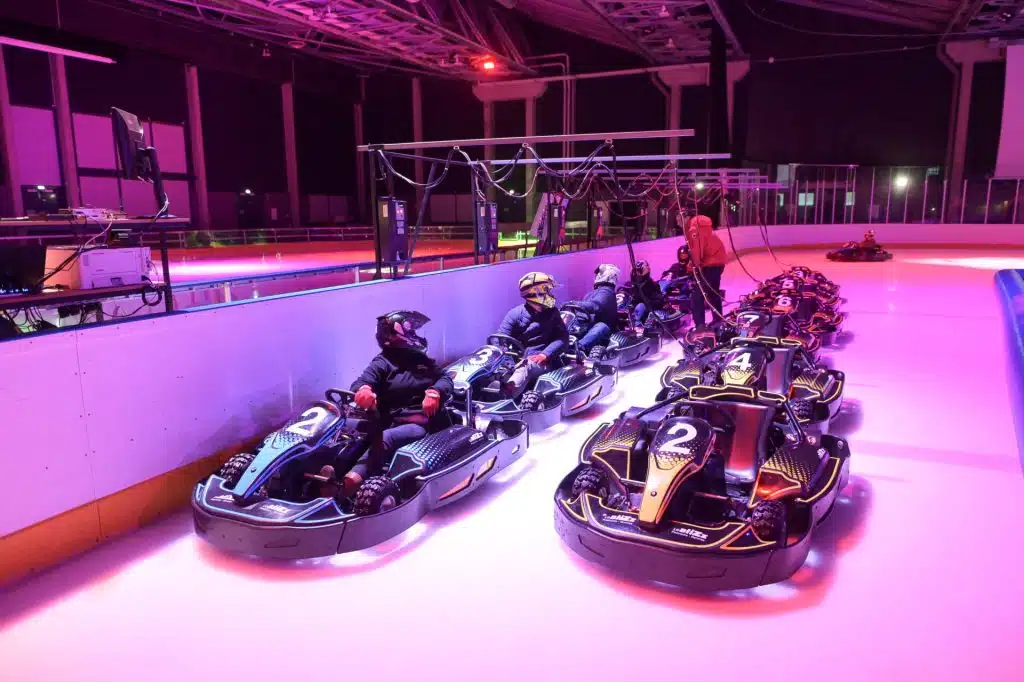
(0, 0, 1012, 205)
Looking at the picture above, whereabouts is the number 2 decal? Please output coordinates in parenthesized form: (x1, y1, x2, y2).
(286, 406, 330, 438)
(662, 422, 698, 455)
(469, 347, 499, 365)
(727, 351, 752, 372)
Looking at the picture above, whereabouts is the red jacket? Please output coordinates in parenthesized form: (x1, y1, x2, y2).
(685, 215, 727, 268)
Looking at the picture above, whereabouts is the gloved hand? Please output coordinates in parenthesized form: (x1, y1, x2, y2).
(354, 385, 377, 410)
(422, 389, 442, 417)
(527, 353, 548, 367)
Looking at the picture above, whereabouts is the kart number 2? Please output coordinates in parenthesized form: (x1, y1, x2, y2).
(661, 422, 698, 455)
(286, 406, 330, 438)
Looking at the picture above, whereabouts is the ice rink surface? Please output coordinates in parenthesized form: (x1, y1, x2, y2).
(2, 249, 1023, 682)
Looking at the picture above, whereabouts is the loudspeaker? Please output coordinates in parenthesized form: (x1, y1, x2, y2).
(474, 200, 498, 254)
(377, 196, 408, 263)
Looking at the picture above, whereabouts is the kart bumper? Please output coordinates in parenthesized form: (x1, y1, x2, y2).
(554, 450, 850, 591)
(193, 422, 528, 560)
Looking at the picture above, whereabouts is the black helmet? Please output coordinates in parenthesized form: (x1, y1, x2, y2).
(676, 245, 691, 264)
(376, 310, 429, 352)
(632, 260, 651, 279)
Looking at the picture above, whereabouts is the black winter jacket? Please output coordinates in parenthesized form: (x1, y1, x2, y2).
(581, 283, 619, 328)
(632, 275, 665, 308)
(496, 304, 570, 358)
(351, 348, 454, 422)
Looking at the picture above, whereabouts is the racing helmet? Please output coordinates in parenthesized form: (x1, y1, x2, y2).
(594, 264, 621, 287)
(865, 230, 876, 240)
(677, 245, 691, 264)
(376, 310, 429, 352)
(632, 260, 651, 279)
(519, 272, 558, 309)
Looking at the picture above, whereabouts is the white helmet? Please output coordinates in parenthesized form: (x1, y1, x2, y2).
(594, 264, 621, 287)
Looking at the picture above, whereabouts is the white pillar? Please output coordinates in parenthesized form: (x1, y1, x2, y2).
(184, 64, 210, 228)
(0, 47, 22, 216)
(525, 95, 538, 223)
(412, 77, 424, 186)
(667, 84, 682, 156)
(49, 54, 80, 207)
(354, 77, 367, 223)
(483, 101, 495, 201)
(281, 81, 300, 228)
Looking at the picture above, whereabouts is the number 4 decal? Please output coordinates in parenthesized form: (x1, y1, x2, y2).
(286, 406, 330, 438)
(661, 422, 698, 455)
(727, 352, 752, 372)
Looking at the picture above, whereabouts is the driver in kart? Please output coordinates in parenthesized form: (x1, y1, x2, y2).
(574, 264, 621, 356)
(862, 230, 877, 247)
(347, 310, 454, 494)
(497, 272, 570, 394)
(659, 245, 692, 295)
(629, 260, 666, 329)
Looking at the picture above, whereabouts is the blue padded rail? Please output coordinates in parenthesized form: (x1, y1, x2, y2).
(996, 269, 1024, 475)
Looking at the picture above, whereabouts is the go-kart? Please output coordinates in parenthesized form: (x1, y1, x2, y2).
(560, 302, 661, 368)
(769, 266, 836, 290)
(193, 388, 528, 559)
(827, 240, 893, 262)
(739, 290, 844, 344)
(658, 335, 844, 433)
(615, 285, 686, 335)
(444, 333, 617, 432)
(686, 307, 823, 359)
(553, 388, 851, 591)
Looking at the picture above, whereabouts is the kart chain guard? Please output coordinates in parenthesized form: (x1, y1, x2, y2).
(790, 369, 837, 401)
(661, 358, 702, 391)
(639, 417, 715, 527)
(753, 443, 830, 503)
(387, 426, 486, 482)
(539, 365, 590, 395)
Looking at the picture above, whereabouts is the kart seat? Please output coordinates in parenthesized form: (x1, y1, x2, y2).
(764, 347, 797, 394)
(388, 425, 483, 481)
(690, 397, 774, 481)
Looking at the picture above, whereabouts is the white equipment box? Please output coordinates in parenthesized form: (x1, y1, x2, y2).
(45, 246, 153, 289)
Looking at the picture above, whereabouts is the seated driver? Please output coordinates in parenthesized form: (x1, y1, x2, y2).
(575, 264, 620, 355)
(497, 272, 570, 394)
(630, 260, 666, 328)
(347, 310, 453, 493)
(862, 230, 877, 247)
(659, 245, 692, 295)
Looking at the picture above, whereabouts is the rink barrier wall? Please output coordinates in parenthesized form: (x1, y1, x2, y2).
(2, 222, 1022, 586)
(995, 270, 1024, 474)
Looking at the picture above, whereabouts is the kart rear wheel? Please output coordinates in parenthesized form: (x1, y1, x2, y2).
(520, 390, 543, 412)
(354, 476, 400, 516)
(588, 345, 607, 362)
(751, 500, 787, 544)
(218, 453, 256, 486)
(571, 466, 609, 500)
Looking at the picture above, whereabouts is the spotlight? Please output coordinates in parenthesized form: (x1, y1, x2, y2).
(893, 174, 909, 191)
(481, 58, 496, 72)
(242, 188, 253, 196)
(695, 181, 705, 191)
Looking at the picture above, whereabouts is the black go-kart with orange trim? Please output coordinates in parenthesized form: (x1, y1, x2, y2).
(553, 387, 851, 591)
(193, 388, 528, 559)
(444, 334, 617, 433)
(739, 289, 844, 344)
(560, 301, 661, 368)
(766, 266, 838, 293)
(827, 240, 893, 263)
(686, 307, 824, 360)
(658, 335, 844, 435)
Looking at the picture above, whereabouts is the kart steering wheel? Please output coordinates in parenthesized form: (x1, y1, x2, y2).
(730, 338, 776, 362)
(325, 388, 355, 405)
(487, 333, 526, 356)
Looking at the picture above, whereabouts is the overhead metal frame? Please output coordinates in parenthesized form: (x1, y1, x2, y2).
(104, 0, 533, 77)
(776, 0, 1024, 35)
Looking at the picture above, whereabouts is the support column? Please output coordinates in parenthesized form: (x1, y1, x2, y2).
(411, 76, 425, 209)
(184, 64, 210, 228)
(354, 77, 367, 223)
(281, 81, 300, 228)
(0, 47, 23, 216)
(49, 55, 80, 208)
(726, 61, 751, 145)
(483, 101, 495, 201)
(943, 41, 1002, 222)
(525, 95, 538, 223)
(667, 84, 682, 156)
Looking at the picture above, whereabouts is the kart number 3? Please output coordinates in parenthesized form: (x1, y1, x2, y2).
(661, 422, 698, 455)
(286, 406, 330, 438)
(469, 347, 498, 365)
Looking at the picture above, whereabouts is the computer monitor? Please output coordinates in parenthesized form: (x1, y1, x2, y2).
(111, 107, 168, 216)
(21, 184, 66, 216)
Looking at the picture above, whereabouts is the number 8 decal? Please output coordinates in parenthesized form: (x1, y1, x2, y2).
(661, 421, 698, 455)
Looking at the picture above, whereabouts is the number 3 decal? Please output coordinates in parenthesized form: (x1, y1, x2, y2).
(727, 351, 752, 372)
(469, 347, 498, 365)
(286, 406, 330, 438)
(661, 422, 698, 455)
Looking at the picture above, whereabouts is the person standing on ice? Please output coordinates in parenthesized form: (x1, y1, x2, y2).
(685, 214, 727, 329)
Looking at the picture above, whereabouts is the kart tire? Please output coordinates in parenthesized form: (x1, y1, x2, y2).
(571, 466, 609, 500)
(588, 345, 607, 362)
(218, 453, 256, 486)
(354, 476, 400, 516)
(520, 390, 543, 412)
(751, 500, 787, 544)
